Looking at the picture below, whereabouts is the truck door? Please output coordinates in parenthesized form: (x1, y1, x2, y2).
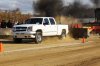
(43, 18, 52, 36)
(49, 18, 58, 35)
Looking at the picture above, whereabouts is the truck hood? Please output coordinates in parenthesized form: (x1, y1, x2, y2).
(14, 24, 39, 27)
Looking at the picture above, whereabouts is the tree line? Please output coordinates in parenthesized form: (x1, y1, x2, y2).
(0, 8, 32, 23)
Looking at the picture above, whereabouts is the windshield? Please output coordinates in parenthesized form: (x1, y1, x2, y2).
(25, 18, 43, 24)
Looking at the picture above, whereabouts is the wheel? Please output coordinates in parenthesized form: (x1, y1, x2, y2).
(59, 30, 66, 39)
(35, 32, 42, 44)
(13, 38, 22, 43)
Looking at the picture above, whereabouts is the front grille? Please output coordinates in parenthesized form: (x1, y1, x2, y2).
(15, 27, 27, 31)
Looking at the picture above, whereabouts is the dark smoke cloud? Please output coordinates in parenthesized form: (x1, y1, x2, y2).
(62, 0, 95, 18)
(33, 0, 63, 17)
(33, 0, 95, 18)
(91, 0, 99, 7)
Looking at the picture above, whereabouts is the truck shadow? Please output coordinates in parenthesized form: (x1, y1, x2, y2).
(1, 36, 60, 44)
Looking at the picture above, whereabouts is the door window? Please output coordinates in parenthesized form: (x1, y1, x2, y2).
(49, 18, 55, 25)
(43, 18, 50, 25)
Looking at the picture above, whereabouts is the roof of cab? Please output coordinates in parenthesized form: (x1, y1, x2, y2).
(30, 17, 54, 18)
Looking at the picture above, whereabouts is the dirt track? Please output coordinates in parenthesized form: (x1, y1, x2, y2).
(0, 36, 100, 66)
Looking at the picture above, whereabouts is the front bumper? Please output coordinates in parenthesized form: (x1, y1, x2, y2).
(13, 32, 36, 39)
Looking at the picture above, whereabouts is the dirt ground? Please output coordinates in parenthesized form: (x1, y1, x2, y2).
(0, 35, 100, 66)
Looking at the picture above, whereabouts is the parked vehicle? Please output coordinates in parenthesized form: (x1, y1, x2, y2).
(13, 17, 69, 43)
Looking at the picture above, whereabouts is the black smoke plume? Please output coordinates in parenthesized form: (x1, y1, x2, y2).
(34, 0, 63, 17)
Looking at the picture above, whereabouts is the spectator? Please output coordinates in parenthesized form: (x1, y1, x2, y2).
(1, 20, 7, 28)
(7, 20, 13, 28)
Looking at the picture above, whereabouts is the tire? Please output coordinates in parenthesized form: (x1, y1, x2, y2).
(59, 30, 66, 39)
(35, 32, 42, 44)
(13, 38, 22, 43)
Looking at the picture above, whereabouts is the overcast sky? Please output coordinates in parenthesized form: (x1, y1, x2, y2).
(0, 0, 93, 14)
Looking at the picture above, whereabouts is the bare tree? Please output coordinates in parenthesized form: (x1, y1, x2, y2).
(33, 0, 63, 17)
(0, 9, 32, 23)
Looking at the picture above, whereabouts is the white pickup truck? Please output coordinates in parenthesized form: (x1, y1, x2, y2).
(13, 17, 68, 43)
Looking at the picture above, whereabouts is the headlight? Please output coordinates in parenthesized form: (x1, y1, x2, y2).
(27, 26, 32, 31)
